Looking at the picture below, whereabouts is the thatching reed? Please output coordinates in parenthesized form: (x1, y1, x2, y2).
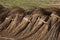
(0, 5, 60, 40)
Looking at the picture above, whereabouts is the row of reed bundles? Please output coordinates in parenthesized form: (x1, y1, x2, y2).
(0, 5, 60, 40)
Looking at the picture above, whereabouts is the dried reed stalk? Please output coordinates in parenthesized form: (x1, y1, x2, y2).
(25, 17, 50, 40)
(0, 15, 13, 32)
(17, 15, 48, 40)
(16, 8, 45, 37)
(42, 13, 60, 40)
(4, 14, 20, 34)
(9, 15, 32, 37)
(15, 14, 39, 37)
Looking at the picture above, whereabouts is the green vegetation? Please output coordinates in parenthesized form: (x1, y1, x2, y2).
(0, 0, 60, 7)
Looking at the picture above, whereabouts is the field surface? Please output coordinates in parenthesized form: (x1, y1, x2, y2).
(0, 0, 60, 8)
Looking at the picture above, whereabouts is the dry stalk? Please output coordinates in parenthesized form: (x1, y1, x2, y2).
(16, 9, 44, 37)
(9, 15, 32, 37)
(42, 13, 60, 40)
(17, 15, 48, 40)
(0, 15, 13, 32)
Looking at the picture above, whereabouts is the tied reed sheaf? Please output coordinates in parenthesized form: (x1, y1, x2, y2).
(0, 5, 60, 40)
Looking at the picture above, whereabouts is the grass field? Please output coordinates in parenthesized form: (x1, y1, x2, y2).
(0, 0, 60, 8)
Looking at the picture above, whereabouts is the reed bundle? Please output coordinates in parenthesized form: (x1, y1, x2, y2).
(0, 5, 60, 40)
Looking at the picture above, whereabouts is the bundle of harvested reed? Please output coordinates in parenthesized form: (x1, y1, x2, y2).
(0, 5, 60, 40)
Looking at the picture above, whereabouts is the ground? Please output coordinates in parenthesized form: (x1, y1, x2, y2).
(0, 0, 60, 8)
